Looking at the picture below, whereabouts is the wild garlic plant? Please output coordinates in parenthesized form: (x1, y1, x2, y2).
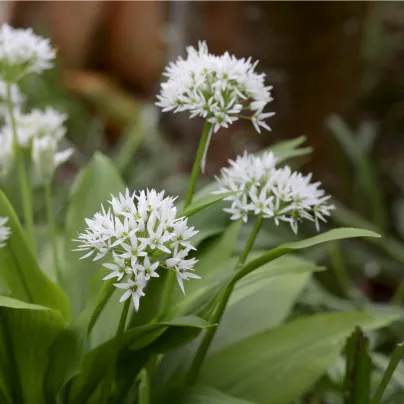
(0, 24, 72, 274)
(156, 42, 335, 383)
(0, 25, 391, 404)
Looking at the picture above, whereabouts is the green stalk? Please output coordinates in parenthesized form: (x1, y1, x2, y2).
(44, 182, 59, 281)
(184, 121, 212, 208)
(137, 368, 150, 404)
(371, 343, 404, 404)
(101, 298, 131, 403)
(87, 279, 116, 335)
(157, 121, 212, 321)
(156, 269, 175, 321)
(186, 215, 264, 385)
(237, 216, 264, 266)
(329, 241, 351, 298)
(6, 83, 36, 255)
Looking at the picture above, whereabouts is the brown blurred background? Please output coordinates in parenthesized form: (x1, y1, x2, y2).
(5, 2, 404, 195)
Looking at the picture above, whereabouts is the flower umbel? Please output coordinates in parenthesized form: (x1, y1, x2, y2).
(74, 189, 199, 310)
(215, 151, 335, 233)
(0, 24, 56, 82)
(156, 41, 274, 134)
(0, 217, 11, 248)
(3, 106, 73, 184)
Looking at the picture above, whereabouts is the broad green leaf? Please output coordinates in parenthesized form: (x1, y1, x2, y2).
(281, 228, 380, 250)
(158, 256, 322, 384)
(196, 221, 241, 279)
(235, 228, 380, 281)
(210, 259, 320, 353)
(0, 190, 70, 319)
(68, 316, 210, 404)
(62, 152, 126, 316)
(200, 311, 397, 404)
(44, 272, 119, 403)
(0, 296, 65, 404)
(88, 278, 124, 348)
(181, 192, 237, 218)
(44, 324, 85, 404)
(182, 386, 257, 404)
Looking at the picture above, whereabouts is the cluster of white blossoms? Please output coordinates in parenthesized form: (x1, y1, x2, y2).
(0, 107, 73, 184)
(0, 25, 71, 185)
(0, 24, 56, 82)
(156, 41, 274, 134)
(0, 217, 11, 248)
(215, 151, 335, 234)
(74, 189, 199, 310)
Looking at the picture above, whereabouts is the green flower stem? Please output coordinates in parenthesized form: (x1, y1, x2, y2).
(184, 121, 212, 209)
(371, 343, 404, 404)
(137, 368, 150, 404)
(87, 279, 116, 335)
(186, 215, 264, 385)
(237, 215, 264, 266)
(101, 298, 131, 403)
(156, 269, 175, 321)
(156, 121, 212, 321)
(44, 182, 59, 281)
(6, 82, 36, 255)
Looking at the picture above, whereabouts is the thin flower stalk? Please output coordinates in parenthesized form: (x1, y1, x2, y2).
(186, 214, 263, 385)
(44, 182, 59, 280)
(5, 83, 36, 253)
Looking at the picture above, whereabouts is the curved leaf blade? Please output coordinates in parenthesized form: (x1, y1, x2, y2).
(0, 190, 70, 319)
(200, 311, 397, 404)
(0, 296, 65, 404)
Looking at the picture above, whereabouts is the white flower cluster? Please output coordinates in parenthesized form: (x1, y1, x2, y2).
(215, 151, 335, 234)
(0, 217, 10, 248)
(0, 25, 71, 185)
(0, 24, 55, 82)
(156, 41, 274, 134)
(0, 107, 73, 184)
(74, 189, 199, 310)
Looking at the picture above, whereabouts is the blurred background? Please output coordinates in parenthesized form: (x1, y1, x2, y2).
(5, 1, 404, 306)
